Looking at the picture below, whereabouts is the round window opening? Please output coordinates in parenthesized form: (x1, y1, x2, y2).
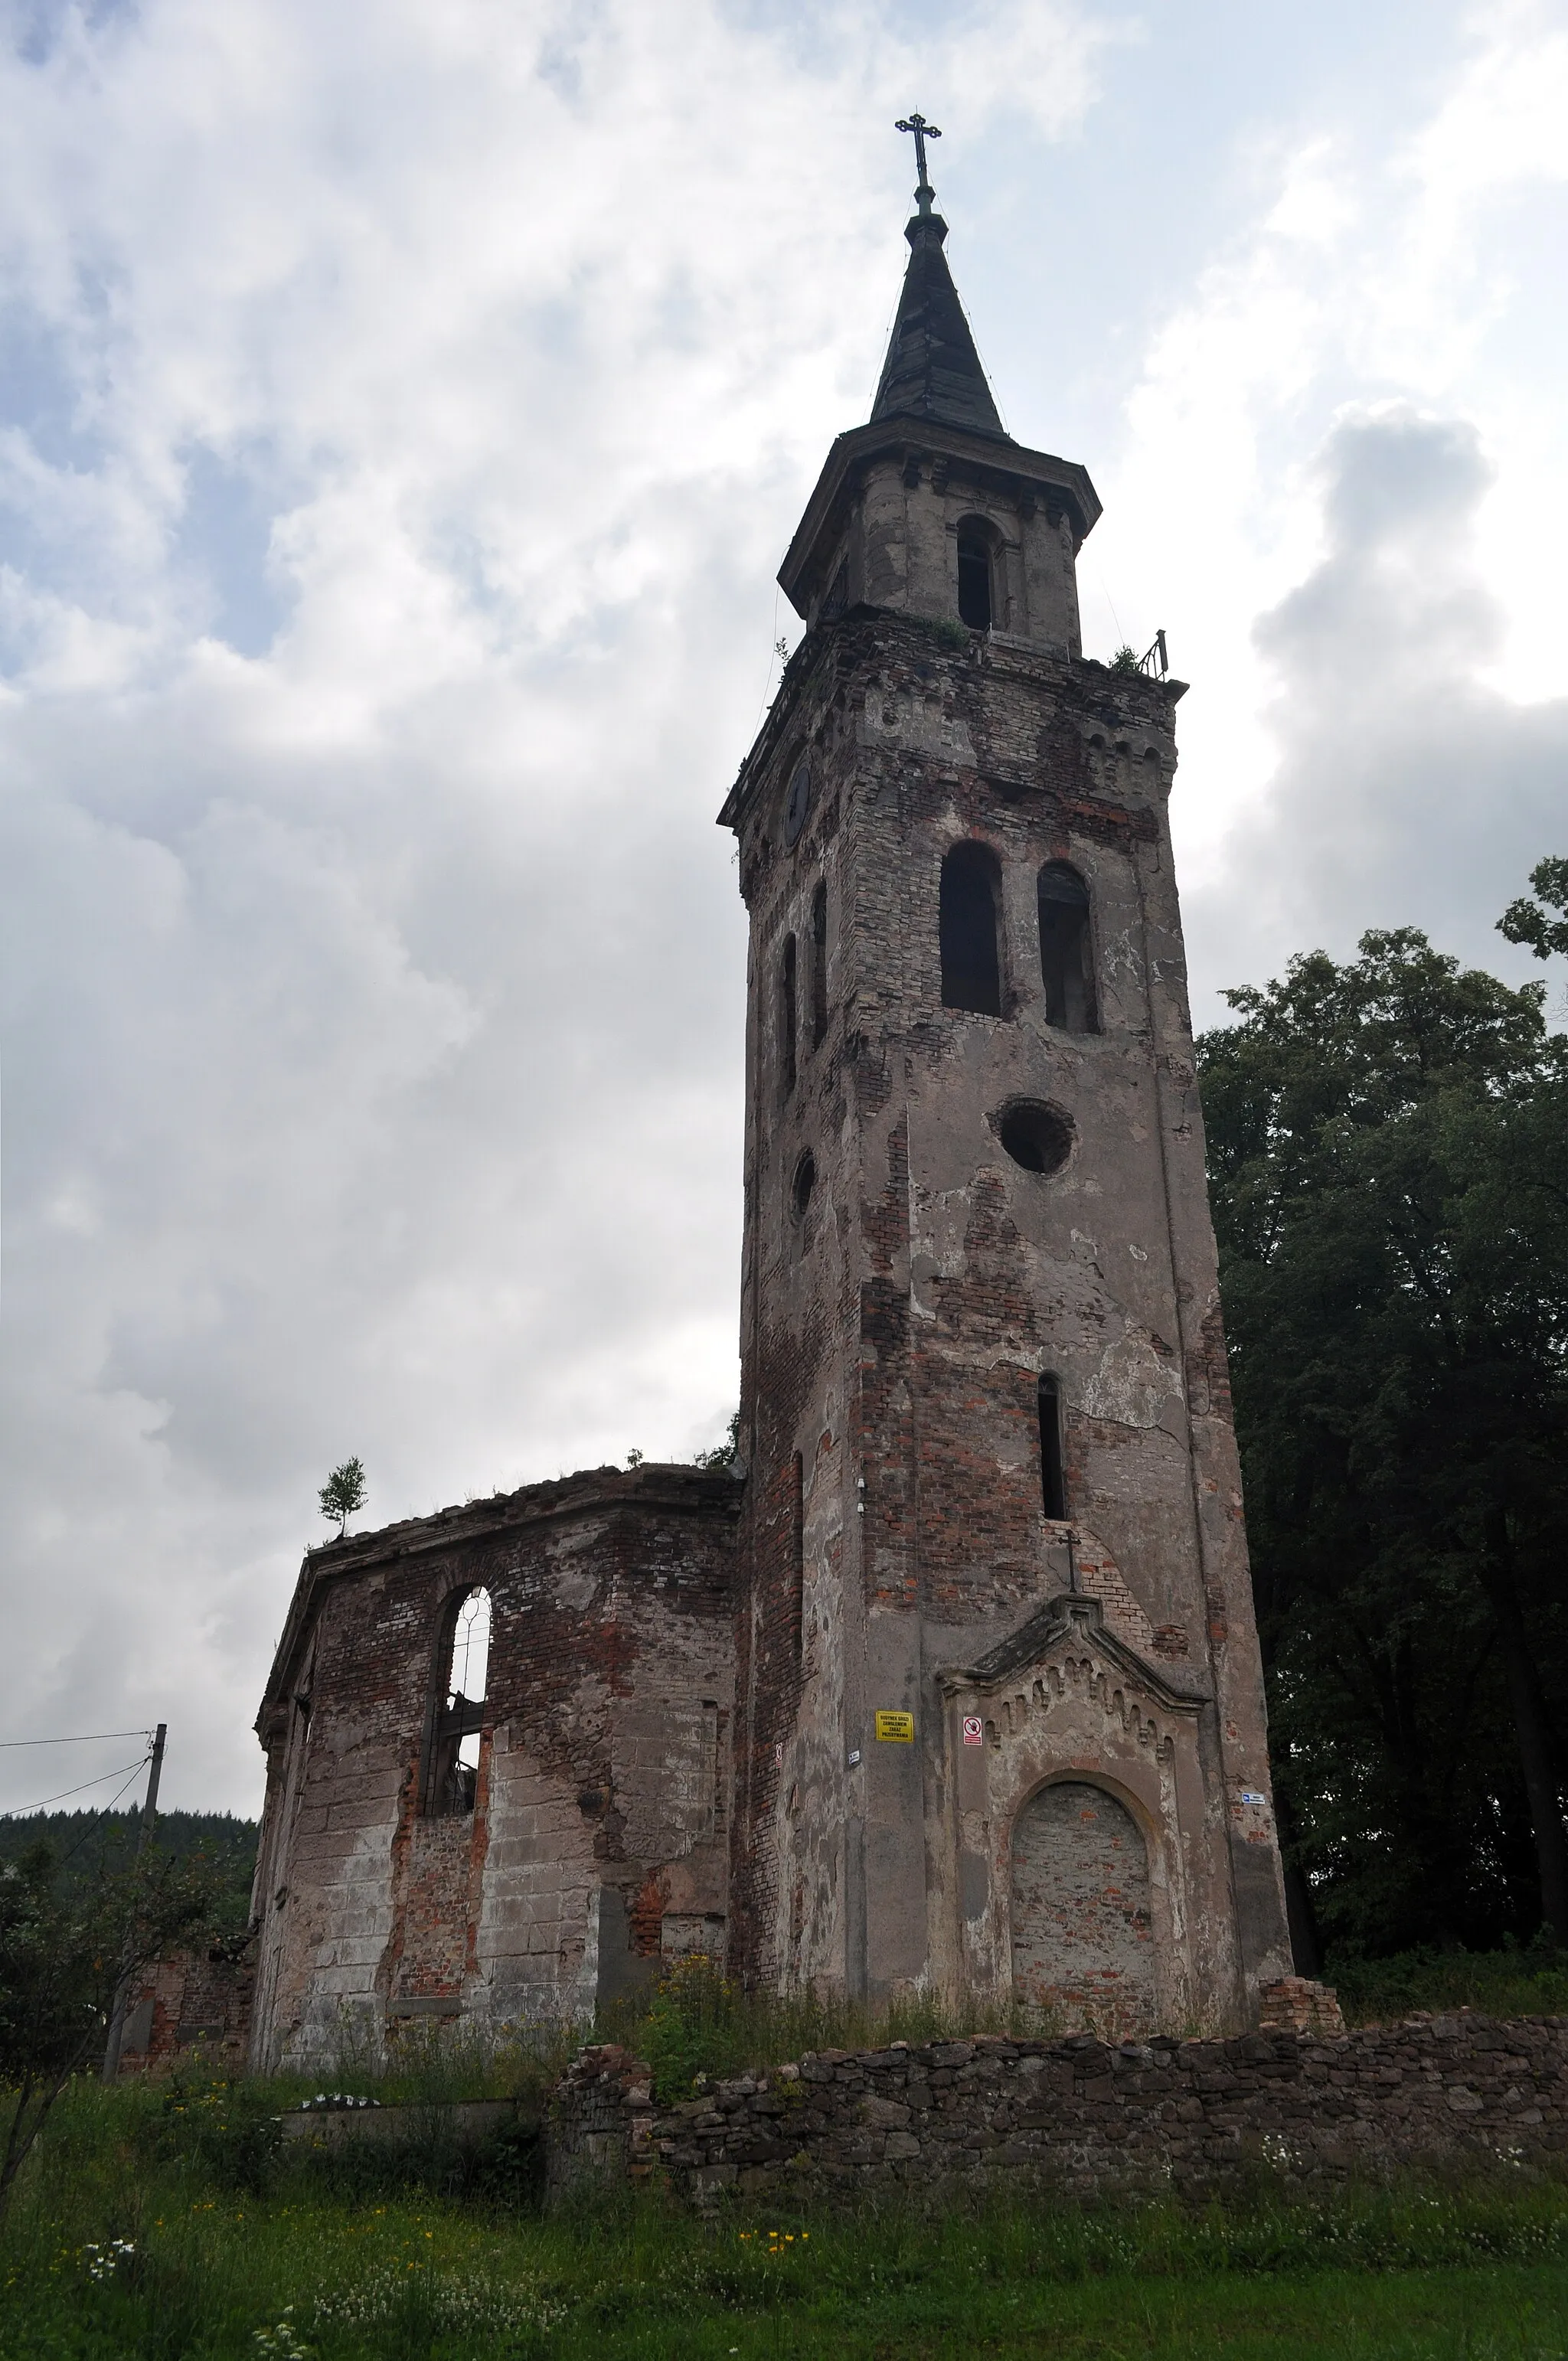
(792, 1151, 817, 1219)
(996, 1100, 1074, 1177)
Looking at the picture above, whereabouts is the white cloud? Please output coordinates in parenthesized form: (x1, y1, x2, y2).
(2, 0, 1564, 1821)
(1186, 405, 1568, 1002)
(0, 0, 1112, 1813)
(1074, 2, 1568, 1015)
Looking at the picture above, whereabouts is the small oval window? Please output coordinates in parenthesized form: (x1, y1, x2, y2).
(996, 1101, 1073, 1176)
(792, 1151, 816, 1219)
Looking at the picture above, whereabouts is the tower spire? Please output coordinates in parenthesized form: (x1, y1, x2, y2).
(873, 117, 1005, 439)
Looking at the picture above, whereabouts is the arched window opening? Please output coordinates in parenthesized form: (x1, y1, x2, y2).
(779, 934, 798, 1098)
(957, 531, 994, 630)
(424, 1585, 492, 1817)
(1038, 1376, 1067, 1520)
(1038, 863, 1098, 1034)
(939, 843, 1003, 1016)
(810, 880, 828, 1049)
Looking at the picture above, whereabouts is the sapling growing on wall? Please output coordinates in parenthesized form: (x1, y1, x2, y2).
(318, 1457, 368, 1536)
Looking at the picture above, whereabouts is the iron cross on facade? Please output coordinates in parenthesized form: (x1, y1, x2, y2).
(896, 112, 942, 213)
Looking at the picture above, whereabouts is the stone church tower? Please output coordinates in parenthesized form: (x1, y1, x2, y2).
(242, 147, 1292, 2075)
(720, 149, 1291, 2029)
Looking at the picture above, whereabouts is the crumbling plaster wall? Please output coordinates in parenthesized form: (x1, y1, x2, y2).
(728, 605, 1288, 2026)
(249, 1468, 739, 2071)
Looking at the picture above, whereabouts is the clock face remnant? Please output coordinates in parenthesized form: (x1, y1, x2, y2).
(783, 754, 812, 847)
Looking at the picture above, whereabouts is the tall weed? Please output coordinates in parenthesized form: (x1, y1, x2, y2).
(599, 1952, 1063, 2101)
(1332, 1939, 1568, 2026)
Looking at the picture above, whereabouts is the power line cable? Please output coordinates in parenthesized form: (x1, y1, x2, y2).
(0, 1755, 153, 1819)
(53, 1760, 161, 1871)
(0, 1729, 154, 1749)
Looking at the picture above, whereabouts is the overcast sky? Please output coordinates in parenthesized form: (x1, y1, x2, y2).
(2, 0, 1564, 1820)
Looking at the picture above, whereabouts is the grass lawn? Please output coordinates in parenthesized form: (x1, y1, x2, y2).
(3, 2080, 1568, 2359)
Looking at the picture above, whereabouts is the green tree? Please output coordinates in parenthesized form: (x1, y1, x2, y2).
(318, 1456, 367, 1536)
(1499, 855, 1568, 963)
(0, 1842, 217, 2223)
(1198, 929, 1568, 1959)
(691, 1409, 742, 1471)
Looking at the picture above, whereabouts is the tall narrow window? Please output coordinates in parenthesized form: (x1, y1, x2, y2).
(780, 934, 798, 1097)
(1038, 864, 1098, 1034)
(424, 1586, 492, 1817)
(957, 531, 993, 629)
(940, 843, 1003, 1016)
(810, 881, 828, 1048)
(791, 1451, 805, 1667)
(1038, 1376, 1067, 1520)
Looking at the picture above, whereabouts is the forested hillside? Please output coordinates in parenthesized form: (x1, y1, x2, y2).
(0, 1808, 258, 1930)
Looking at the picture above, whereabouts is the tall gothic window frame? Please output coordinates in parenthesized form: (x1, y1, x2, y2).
(420, 1584, 492, 1819)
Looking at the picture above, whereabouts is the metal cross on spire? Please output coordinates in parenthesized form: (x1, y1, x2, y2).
(895, 112, 942, 216)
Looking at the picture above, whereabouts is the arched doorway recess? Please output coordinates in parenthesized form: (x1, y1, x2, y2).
(1010, 1780, 1155, 2034)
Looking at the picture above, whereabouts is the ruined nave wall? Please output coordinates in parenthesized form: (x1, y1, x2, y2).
(248, 1465, 739, 2071)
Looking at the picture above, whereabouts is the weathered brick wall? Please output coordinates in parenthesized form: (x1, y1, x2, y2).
(249, 1466, 740, 2070)
(118, 1945, 256, 2073)
(1011, 1781, 1154, 2035)
(556, 2015, 1568, 2205)
(724, 600, 1289, 2018)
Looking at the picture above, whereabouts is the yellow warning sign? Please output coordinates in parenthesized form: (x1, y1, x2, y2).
(874, 1710, 915, 1742)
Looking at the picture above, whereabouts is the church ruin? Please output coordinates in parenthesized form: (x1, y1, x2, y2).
(247, 135, 1292, 2071)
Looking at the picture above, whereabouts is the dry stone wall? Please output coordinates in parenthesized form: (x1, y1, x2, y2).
(547, 2046, 657, 2204)
(548, 2016, 1568, 2206)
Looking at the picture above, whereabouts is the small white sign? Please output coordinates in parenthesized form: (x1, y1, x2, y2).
(962, 1716, 985, 1747)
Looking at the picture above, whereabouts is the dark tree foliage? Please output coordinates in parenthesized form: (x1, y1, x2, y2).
(691, 1409, 742, 1471)
(1198, 929, 1568, 1963)
(1499, 855, 1568, 964)
(0, 1840, 217, 2222)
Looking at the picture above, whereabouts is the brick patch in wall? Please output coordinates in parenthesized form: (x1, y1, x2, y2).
(114, 1945, 256, 2075)
(1258, 1977, 1345, 2037)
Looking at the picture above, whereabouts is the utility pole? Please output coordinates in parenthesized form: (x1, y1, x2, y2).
(101, 1722, 166, 2084)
